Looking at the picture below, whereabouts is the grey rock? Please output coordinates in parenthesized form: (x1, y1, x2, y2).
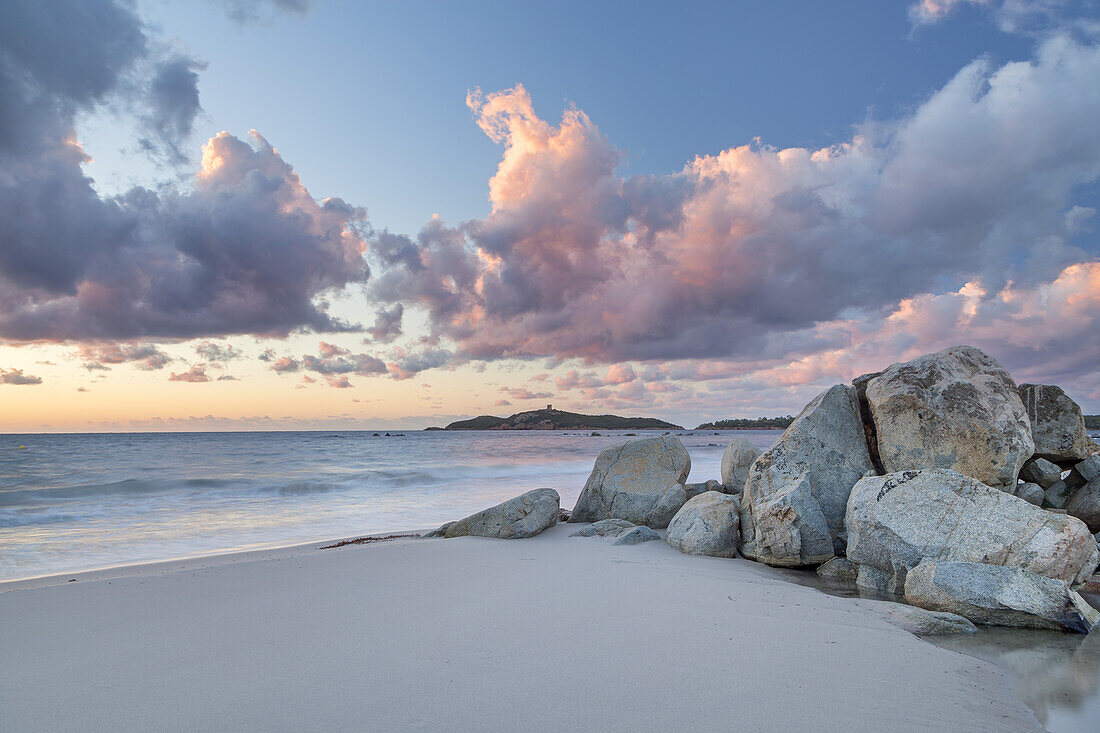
(1019, 457, 1063, 489)
(665, 491, 740, 558)
(569, 518, 637, 538)
(1065, 477, 1100, 533)
(739, 384, 874, 567)
(1018, 383, 1091, 463)
(1014, 482, 1044, 507)
(1045, 480, 1070, 509)
(570, 435, 691, 528)
(904, 561, 1100, 632)
(421, 521, 456, 539)
(684, 479, 728, 501)
(1067, 455, 1100, 490)
(865, 345, 1033, 490)
(857, 563, 904, 595)
(613, 526, 661, 545)
(816, 557, 859, 584)
(438, 488, 559, 539)
(720, 438, 760, 494)
(846, 469, 1099, 590)
(858, 600, 977, 635)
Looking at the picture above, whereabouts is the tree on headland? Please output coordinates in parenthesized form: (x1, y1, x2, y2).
(695, 416, 795, 430)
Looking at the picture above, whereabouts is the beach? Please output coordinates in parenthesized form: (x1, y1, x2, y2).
(0, 523, 1039, 732)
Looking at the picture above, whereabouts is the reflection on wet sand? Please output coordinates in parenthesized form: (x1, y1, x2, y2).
(777, 569, 1100, 732)
(926, 627, 1099, 732)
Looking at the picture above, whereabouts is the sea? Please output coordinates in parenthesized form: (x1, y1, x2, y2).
(0, 428, 781, 582)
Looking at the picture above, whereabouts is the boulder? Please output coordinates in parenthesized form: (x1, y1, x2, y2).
(857, 564, 903, 595)
(739, 385, 874, 567)
(665, 491, 740, 558)
(1064, 477, 1100, 533)
(1045, 480, 1070, 509)
(846, 469, 1099, 590)
(1018, 383, 1091, 463)
(904, 561, 1100, 633)
(433, 488, 559, 539)
(570, 435, 690, 528)
(570, 518, 637, 538)
(816, 557, 859, 584)
(720, 438, 760, 493)
(1066, 455, 1100, 490)
(858, 600, 977, 635)
(1019, 457, 1062, 489)
(613, 526, 661, 545)
(1013, 482, 1044, 507)
(864, 346, 1033, 490)
(684, 479, 727, 501)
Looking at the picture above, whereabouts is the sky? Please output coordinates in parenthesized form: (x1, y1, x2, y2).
(0, 0, 1098, 432)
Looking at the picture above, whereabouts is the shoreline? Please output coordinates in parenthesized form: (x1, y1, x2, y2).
(0, 523, 1041, 732)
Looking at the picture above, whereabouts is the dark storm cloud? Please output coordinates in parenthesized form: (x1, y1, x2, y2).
(0, 1, 369, 343)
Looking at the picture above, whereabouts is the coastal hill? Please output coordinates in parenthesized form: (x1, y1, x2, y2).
(695, 416, 795, 430)
(442, 407, 682, 431)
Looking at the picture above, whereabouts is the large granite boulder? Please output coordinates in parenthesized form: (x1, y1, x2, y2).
(684, 479, 727, 500)
(846, 469, 1099, 591)
(720, 438, 760, 493)
(1018, 383, 1091, 463)
(904, 561, 1100, 633)
(1019, 457, 1062, 489)
(665, 491, 740, 558)
(570, 435, 690, 528)
(864, 346, 1032, 490)
(857, 600, 977, 635)
(613, 526, 662, 545)
(739, 385, 874, 567)
(427, 488, 560, 539)
(1065, 477, 1100, 533)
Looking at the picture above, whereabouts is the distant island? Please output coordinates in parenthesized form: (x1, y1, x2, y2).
(1085, 414, 1099, 429)
(695, 416, 795, 430)
(442, 407, 682, 431)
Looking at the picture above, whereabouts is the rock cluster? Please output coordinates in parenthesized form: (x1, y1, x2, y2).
(431, 343, 1100, 634)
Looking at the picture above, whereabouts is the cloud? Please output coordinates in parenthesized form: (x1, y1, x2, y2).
(366, 303, 404, 342)
(386, 346, 454, 380)
(195, 341, 242, 364)
(0, 368, 42, 385)
(499, 386, 552, 400)
(78, 342, 172, 370)
(269, 341, 386, 386)
(494, 399, 512, 406)
(908, 0, 988, 25)
(215, 0, 311, 25)
(368, 37, 1100, 374)
(0, 1, 369, 343)
(140, 55, 206, 164)
(168, 364, 210, 382)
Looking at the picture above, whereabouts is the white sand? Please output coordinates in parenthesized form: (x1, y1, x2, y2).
(0, 524, 1039, 732)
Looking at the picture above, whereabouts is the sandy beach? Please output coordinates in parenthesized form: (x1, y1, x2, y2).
(0, 524, 1039, 732)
